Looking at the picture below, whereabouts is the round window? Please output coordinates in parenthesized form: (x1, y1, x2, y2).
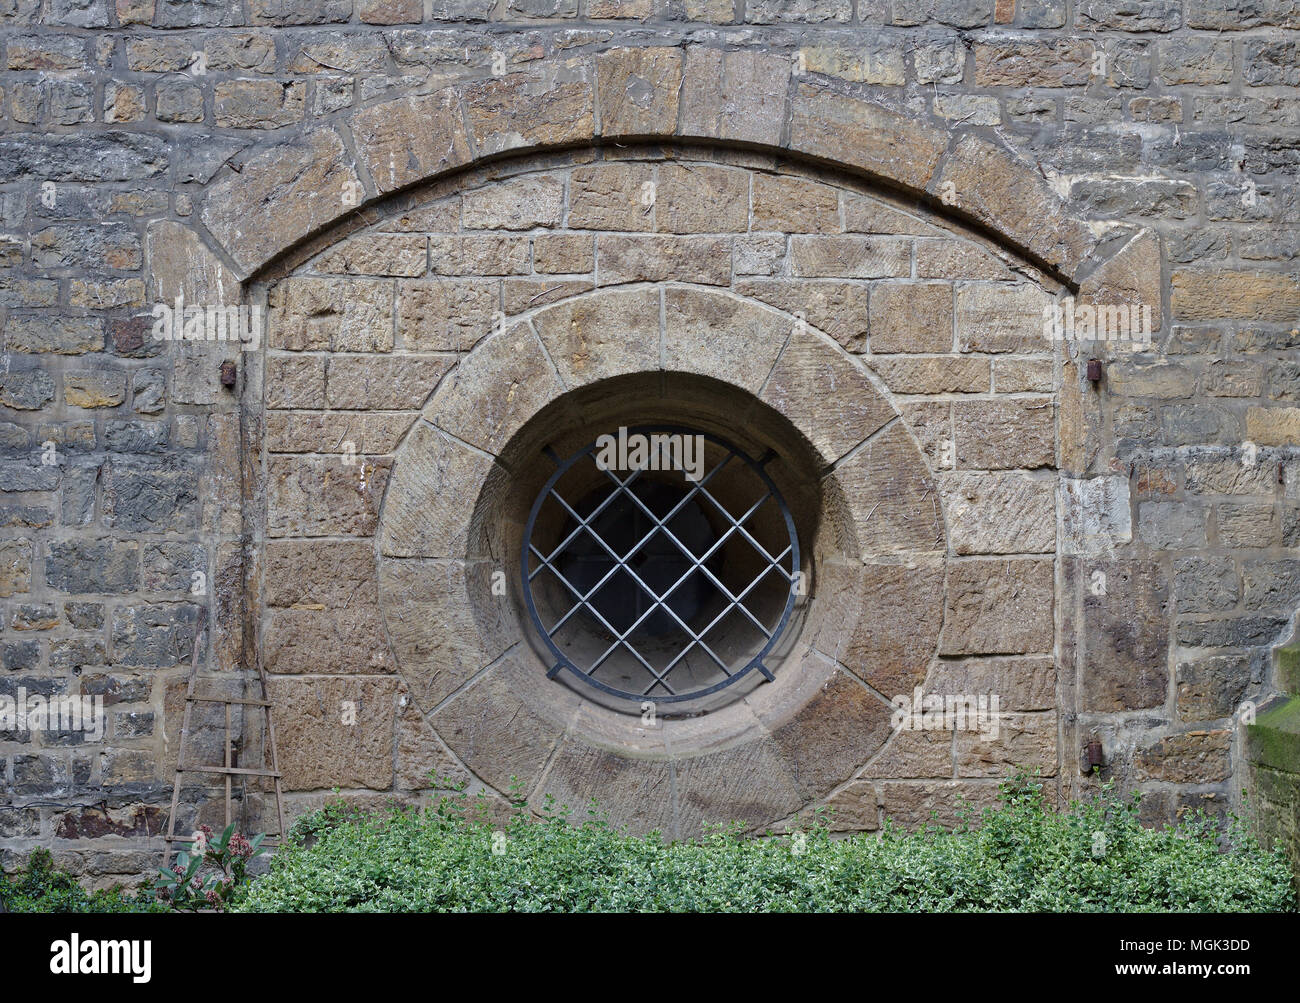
(521, 425, 800, 705)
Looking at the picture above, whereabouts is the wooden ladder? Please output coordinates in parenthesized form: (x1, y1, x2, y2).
(164, 607, 287, 862)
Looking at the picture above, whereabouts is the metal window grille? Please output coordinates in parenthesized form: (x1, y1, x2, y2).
(521, 425, 800, 703)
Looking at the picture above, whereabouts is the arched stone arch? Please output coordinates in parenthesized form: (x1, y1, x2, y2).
(230, 62, 1167, 835)
(193, 45, 1158, 299)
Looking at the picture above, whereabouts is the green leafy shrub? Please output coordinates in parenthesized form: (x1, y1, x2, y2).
(237, 775, 1297, 913)
(0, 848, 161, 913)
(149, 823, 268, 912)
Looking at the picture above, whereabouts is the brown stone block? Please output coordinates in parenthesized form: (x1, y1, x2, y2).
(532, 287, 659, 388)
(761, 328, 894, 464)
(790, 235, 911, 278)
(266, 412, 418, 455)
(1077, 229, 1163, 336)
(202, 129, 362, 274)
(268, 676, 399, 790)
(598, 234, 731, 286)
(993, 358, 1054, 393)
(955, 282, 1052, 354)
(350, 89, 471, 194)
(952, 397, 1055, 470)
(502, 278, 595, 313)
(1246, 406, 1300, 446)
(869, 356, 989, 394)
(267, 455, 389, 538)
(429, 235, 530, 276)
(827, 423, 944, 557)
(804, 779, 881, 831)
(878, 780, 1003, 829)
(379, 421, 502, 559)
(869, 283, 954, 353)
(939, 471, 1056, 555)
(1172, 269, 1300, 322)
(956, 711, 1058, 778)
(859, 726, 954, 779)
(146, 220, 242, 304)
(265, 605, 393, 675)
(397, 278, 499, 352)
(941, 558, 1054, 655)
(462, 174, 564, 231)
(674, 736, 802, 837)
(657, 164, 750, 233)
(266, 354, 327, 410)
(597, 47, 682, 138)
(734, 279, 869, 353)
(843, 194, 941, 236)
(424, 322, 562, 454)
(764, 667, 893, 801)
(789, 82, 946, 191)
(837, 563, 941, 696)
(1080, 559, 1170, 712)
(974, 39, 1093, 87)
(663, 286, 788, 393)
(929, 656, 1057, 712)
(751, 173, 839, 233)
(680, 48, 789, 147)
(394, 694, 470, 790)
(265, 540, 377, 608)
(531, 739, 675, 835)
(464, 64, 595, 157)
(533, 234, 594, 274)
(269, 276, 394, 352)
(326, 355, 453, 410)
(932, 135, 1095, 277)
(429, 659, 568, 795)
(568, 163, 654, 230)
(1133, 729, 1232, 784)
(313, 234, 427, 276)
(915, 238, 1014, 280)
(379, 557, 515, 711)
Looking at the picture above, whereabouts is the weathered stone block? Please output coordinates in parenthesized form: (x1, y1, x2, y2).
(425, 323, 561, 453)
(1080, 559, 1169, 712)
(462, 174, 564, 230)
(941, 558, 1054, 655)
(531, 287, 659, 388)
(869, 283, 953, 353)
(268, 676, 399, 790)
(940, 472, 1055, 555)
(952, 398, 1055, 469)
(596, 47, 682, 138)
(1134, 730, 1232, 783)
(267, 455, 390, 537)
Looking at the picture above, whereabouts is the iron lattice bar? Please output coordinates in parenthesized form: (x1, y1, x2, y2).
(521, 425, 800, 704)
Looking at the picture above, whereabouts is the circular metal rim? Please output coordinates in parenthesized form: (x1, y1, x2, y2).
(520, 424, 801, 704)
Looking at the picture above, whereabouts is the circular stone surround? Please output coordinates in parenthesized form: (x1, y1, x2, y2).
(377, 283, 948, 833)
(377, 281, 946, 831)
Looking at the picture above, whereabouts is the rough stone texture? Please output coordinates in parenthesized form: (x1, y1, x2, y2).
(267, 677, 399, 790)
(2, 13, 1292, 881)
(941, 559, 1055, 655)
(1080, 560, 1170, 712)
(940, 472, 1055, 555)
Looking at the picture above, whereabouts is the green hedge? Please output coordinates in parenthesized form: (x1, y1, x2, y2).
(236, 776, 1297, 913)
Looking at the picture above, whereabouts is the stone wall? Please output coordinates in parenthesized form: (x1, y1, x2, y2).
(1, 0, 1298, 882)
